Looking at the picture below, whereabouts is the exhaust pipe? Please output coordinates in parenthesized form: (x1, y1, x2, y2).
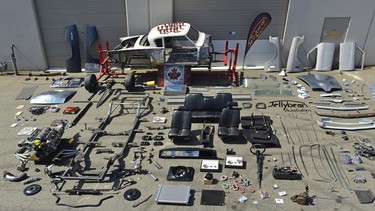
(3, 171, 27, 182)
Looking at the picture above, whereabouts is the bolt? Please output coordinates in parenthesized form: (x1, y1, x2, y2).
(149, 172, 158, 181)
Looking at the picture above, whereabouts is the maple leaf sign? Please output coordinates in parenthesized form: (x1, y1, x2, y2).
(167, 67, 181, 80)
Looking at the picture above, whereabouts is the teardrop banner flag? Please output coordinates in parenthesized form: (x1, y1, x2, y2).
(243, 12, 272, 65)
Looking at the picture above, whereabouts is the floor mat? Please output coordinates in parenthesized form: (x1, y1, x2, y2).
(15, 85, 38, 100)
(200, 190, 225, 206)
(354, 189, 375, 204)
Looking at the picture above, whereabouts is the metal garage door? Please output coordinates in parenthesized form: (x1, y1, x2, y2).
(174, 0, 289, 67)
(173, 0, 288, 40)
(34, 0, 127, 68)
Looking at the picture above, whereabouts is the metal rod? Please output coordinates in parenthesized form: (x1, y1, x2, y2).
(321, 145, 337, 182)
(330, 147, 351, 191)
(323, 146, 344, 189)
(299, 145, 310, 178)
(311, 125, 319, 143)
(279, 117, 291, 145)
(317, 144, 335, 181)
(296, 123, 304, 143)
(69, 102, 93, 128)
(292, 146, 303, 177)
(310, 144, 331, 182)
(287, 152, 292, 166)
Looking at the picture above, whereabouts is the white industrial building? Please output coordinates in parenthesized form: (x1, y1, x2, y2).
(1, 0, 375, 71)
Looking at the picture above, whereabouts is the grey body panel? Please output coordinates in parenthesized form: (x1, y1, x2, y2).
(297, 74, 342, 93)
(30, 90, 76, 104)
(50, 77, 84, 88)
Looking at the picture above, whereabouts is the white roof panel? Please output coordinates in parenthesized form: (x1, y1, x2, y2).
(148, 22, 191, 41)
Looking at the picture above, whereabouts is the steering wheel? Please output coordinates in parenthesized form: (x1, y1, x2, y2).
(250, 144, 266, 155)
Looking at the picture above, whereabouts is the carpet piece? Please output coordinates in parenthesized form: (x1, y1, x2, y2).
(15, 85, 38, 100)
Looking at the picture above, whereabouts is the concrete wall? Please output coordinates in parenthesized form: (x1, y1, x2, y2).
(0, 0, 47, 71)
(283, 0, 375, 67)
(126, 0, 173, 36)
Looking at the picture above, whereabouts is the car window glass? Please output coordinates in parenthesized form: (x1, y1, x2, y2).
(165, 37, 173, 48)
(121, 37, 138, 48)
(140, 35, 150, 46)
(155, 38, 163, 47)
(173, 36, 194, 47)
(186, 26, 199, 43)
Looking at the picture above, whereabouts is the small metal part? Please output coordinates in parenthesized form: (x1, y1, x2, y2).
(142, 135, 152, 141)
(112, 142, 124, 147)
(355, 167, 366, 171)
(22, 176, 42, 184)
(146, 153, 153, 163)
(153, 135, 164, 141)
(114, 178, 136, 190)
(140, 141, 150, 146)
(255, 102, 267, 109)
(338, 148, 350, 153)
(44, 164, 54, 175)
(51, 179, 64, 191)
(353, 142, 375, 160)
(242, 102, 252, 109)
(149, 172, 158, 181)
(153, 161, 163, 169)
(220, 175, 228, 181)
(3, 171, 28, 182)
(242, 178, 251, 187)
(95, 148, 114, 154)
(153, 141, 163, 146)
(355, 154, 363, 164)
(132, 194, 153, 208)
(345, 154, 353, 164)
(353, 175, 366, 183)
(226, 148, 235, 155)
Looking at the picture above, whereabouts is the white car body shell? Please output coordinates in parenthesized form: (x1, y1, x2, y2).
(109, 22, 213, 68)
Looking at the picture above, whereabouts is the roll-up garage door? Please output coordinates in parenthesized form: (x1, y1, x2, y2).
(174, 0, 289, 66)
(34, 0, 127, 68)
(173, 0, 288, 40)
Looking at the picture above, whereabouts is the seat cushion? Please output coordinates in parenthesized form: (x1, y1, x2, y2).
(169, 110, 192, 139)
(168, 128, 180, 138)
(184, 93, 205, 111)
(218, 107, 241, 138)
(218, 127, 229, 137)
(179, 128, 191, 137)
(213, 93, 233, 111)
